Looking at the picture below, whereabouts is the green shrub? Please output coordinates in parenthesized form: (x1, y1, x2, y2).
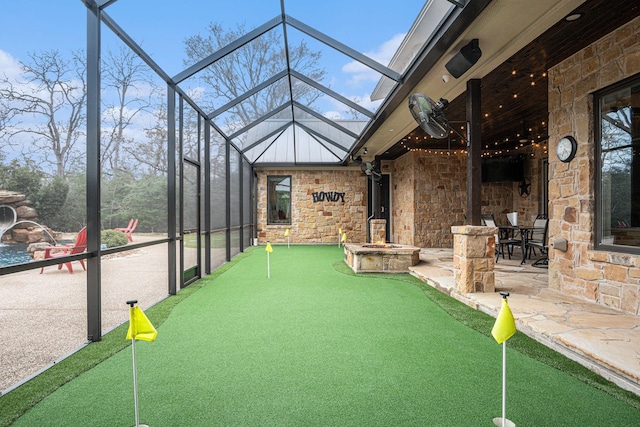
(101, 230, 129, 248)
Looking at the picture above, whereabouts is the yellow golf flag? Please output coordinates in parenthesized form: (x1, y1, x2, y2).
(338, 228, 342, 235)
(341, 232, 347, 243)
(265, 242, 273, 253)
(126, 306, 157, 342)
(284, 228, 290, 237)
(491, 298, 516, 344)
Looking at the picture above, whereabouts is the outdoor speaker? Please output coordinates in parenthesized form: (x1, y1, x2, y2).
(445, 39, 481, 79)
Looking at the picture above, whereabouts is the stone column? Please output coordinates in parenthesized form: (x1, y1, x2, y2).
(370, 219, 387, 243)
(451, 225, 496, 294)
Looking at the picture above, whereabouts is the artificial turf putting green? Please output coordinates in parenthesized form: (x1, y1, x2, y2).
(9, 245, 640, 426)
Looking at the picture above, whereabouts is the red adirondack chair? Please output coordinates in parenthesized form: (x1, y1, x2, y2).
(115, 219, 133, 234)
(115, 218, 138, 242)
(40, 227, 87, 274)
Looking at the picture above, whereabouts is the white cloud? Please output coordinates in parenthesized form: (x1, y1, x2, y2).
(323, 111, 344, 120)
(341, 33, 406, 87)
(320, 92, 382, 120)
(0, 49, 23, 81)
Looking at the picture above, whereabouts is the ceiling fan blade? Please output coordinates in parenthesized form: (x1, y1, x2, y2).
(421, 121, 448, 139)
(408, 93, 450, 139)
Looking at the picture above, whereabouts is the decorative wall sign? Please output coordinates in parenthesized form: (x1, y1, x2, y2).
(518, 177, 531, 198)
(312, 191, 345, 203)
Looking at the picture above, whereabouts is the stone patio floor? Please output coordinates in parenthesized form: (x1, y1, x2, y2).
(410, 248, 640, 396)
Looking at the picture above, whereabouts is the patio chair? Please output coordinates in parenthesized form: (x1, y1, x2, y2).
(483, 216, 520, 262)
(115, 218, 138, 242)
(115, 218, 133, 234)
(525, 215, 549, 263)
(40, 227, 87, 274)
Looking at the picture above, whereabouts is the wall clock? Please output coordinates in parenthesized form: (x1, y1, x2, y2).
(556, 135, 577, 163)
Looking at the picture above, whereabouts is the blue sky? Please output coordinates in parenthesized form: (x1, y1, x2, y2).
(0, 0, 426, 111)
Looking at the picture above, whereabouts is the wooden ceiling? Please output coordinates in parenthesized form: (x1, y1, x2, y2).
(381, 0, 640, 160)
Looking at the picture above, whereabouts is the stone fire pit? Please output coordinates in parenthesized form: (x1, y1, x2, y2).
(344, 243, 420, 273)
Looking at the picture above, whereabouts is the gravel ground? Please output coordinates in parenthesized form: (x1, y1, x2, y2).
(0, 236, 172, 392)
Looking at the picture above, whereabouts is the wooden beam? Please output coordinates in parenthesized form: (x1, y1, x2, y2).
(466, 79, 482, 226)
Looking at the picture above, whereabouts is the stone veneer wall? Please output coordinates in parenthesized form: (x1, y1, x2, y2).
(256, 168, 367, 244)
(390, 150, 529, 247)
(510, 152, 545, 225)
(412, 152, 466, 247)
(548, 16, 640, 314)
(390, 154, 416, 245)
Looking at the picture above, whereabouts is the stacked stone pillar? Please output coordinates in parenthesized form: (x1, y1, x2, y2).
(370, 219, 387, 243)
(451, 225, 496, 294)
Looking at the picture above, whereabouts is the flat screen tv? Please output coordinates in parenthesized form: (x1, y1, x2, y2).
(481, 156, 524, 183)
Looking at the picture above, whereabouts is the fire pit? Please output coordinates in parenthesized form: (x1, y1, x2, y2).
(344, 243, 420, 273)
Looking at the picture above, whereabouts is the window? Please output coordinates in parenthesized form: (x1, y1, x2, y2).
(595, 74, 640, 250)
(267, 176, 291, 225)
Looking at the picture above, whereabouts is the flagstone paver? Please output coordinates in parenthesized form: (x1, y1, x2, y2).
(411, 248, 640, 396)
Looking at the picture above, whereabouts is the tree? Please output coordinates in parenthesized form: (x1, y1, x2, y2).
(0, 158, 69, 227)
(0, 50, 86, 177)
(0, 159, 43, 198)
(120, 175, 168, 233)
(35, 175, 70, 225)
(127, 103, 169, 176)
(101, 46, 158, 174)
(100, 170, 135, 230)
(183, 22, 326, 133)
(0, 97, 17, 135)
(45, 172, 86, 232)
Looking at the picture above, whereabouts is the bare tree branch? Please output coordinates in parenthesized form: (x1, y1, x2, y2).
(101, 46, 158, 173)
(0, 50, 86, 177)
(124, 103, 169, 176)
(183, 22, 326, 133)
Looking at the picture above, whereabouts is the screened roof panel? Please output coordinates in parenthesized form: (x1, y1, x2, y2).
(295, 127, 346, 163)
(245, 126, 295, 164)
(242, 124, 347, 164)
(290, 76, 372, 121)
(104, 0, 281, 77)
(371, 0, 457, 100)
(283, 0, 427, 59)
(177, 25, 287, 115)
(94, 0, 461, 165)
(242, 132, 282, 163)
(293, 107, 366, 149)
(284, 25, 387, 115)
(232, 110, 293, 151)
(210, 75, 290, 135)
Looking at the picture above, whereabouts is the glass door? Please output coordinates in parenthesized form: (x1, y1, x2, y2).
(182, 160, 200, 286)
(367, 174, 391, 242)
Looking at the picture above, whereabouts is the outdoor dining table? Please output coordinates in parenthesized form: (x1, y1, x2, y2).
(498, 225, 545, 264)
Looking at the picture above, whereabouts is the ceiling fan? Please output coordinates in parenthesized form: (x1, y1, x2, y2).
(360, 161, 382, 181)
(408, 93, 450, 139)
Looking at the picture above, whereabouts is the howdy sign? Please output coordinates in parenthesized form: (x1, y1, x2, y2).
(312, 191, 345, 203)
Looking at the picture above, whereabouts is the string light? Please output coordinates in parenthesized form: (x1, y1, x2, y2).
(397, 67, 549, 158)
